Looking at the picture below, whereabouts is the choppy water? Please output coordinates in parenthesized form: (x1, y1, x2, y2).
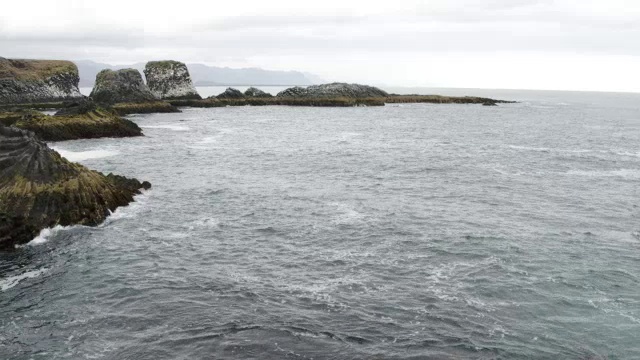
(2, 90, 640, 359)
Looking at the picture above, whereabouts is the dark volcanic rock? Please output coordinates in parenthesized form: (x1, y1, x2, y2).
(0, 58, 83, 104)
(277, 83, 388, 99)
(244, 87, 273, 98)
(1, 103, 142, 141)
(144, 60, 201, 100)
(0, 126, 150, 249)
(90, 69, 157, 104)
(54, 98, 98, 116)
(216, 87, 245, 99)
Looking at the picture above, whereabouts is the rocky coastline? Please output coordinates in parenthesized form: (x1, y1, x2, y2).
(0, 57, 514, 249)
(0, 126, 150, 249)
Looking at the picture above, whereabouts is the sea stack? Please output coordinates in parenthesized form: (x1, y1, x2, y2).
(0, 125, 150, 249)
(0, 58, 83, 104)
(144, 60, 201, 100)
(89, 69, 157, 104)
(277, 83, 389, 99)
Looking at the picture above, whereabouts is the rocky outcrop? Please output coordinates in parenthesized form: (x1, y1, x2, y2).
(0, 58, 83, 104)
(277, 83, 389, 99)
(90, 69, 157, 104)
(0, 100, 142, 141)
(144, 61, 201, 100)
(0, 126, 150, 249)
(216, 87, 245, 99)
(244, 87, 273, 98)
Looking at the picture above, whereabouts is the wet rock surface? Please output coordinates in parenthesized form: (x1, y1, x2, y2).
(0, 126, 150, 249)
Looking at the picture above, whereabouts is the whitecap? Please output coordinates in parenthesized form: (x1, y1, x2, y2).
(26, 225, 71, 246)
(140, 125, 190, 131)
(100, 191, 149, 226)
(566, 169, 640, 179)
(0, 268, 48, 291)
(51, 147, 119, 162)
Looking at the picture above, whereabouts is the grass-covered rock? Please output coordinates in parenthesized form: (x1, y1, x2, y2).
(111, 101, 180, 115)
(0, 126, 150, 249)
(1, 103, 142, 141)
(0, 58, 83, 104)
(90, 69, 157, 104)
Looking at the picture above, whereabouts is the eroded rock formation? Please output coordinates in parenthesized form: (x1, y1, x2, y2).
(244, 87, 273, 98)
(0, 126, 150, 249)
(0, 100, 142, 141)
(90, 69, 157, 104)
(0, 58, 83, 104)
(277, 83, 389, 99)
(144, 61, 201, 100)
(216, 87, 245, 99)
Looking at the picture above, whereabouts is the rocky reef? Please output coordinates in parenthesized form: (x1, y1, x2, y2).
(0, 58, 83, 105)
(144, 61, 201, 100)
(277, 83, 389, 99)
(90, 69, 157, 104)
(244, 87, 273, 98)
(0, 100, 142, 141)
(216, 87, 245, 99)
(0, 126, 150, 249)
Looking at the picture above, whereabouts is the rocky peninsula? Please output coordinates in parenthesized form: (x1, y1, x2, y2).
(144, 61, 201, 100)
(169, 83, 512, 108)
(0, 58, 83, 105)
(0, 126, 150, 249)
(0, 100, 142, 141)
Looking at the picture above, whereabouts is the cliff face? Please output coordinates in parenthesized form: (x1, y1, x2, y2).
(144, 61, 201, 100)
(0, 126, 150, 249)
(277, 83, 389, 99)
(90, 69, 157, 104)
(0, 58, 83, 104)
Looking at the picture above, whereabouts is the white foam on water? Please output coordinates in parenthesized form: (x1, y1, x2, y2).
(26, 225, 71, 246)
(51, 147, 120, 162)
(101, 191, 149, 226)
(140, 124, 190, 131)
(0, 268, 48, 291)
(507, 145, 593, 154)
(567, 169, 640, 179)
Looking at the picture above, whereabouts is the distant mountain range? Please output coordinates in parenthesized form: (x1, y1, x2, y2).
(74, 60, 323, 88)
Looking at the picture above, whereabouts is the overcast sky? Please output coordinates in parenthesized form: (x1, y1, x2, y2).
(1, 0, 639, 92)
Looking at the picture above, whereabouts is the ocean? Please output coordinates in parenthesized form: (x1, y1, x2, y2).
(1, 88, 639, 359)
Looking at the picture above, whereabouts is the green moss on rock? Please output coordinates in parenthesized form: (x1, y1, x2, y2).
(0, 126, 150, 249)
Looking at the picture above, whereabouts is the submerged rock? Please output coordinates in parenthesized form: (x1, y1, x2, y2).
(216, 87, 245, 99)
(0, 58, 83, 104)
(0, 126, 150, 249)
(244, 87, 273, 98)
(277, 83, 388, 99)
(90, 69, 157, 104)
(144, 60, 201, 100)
